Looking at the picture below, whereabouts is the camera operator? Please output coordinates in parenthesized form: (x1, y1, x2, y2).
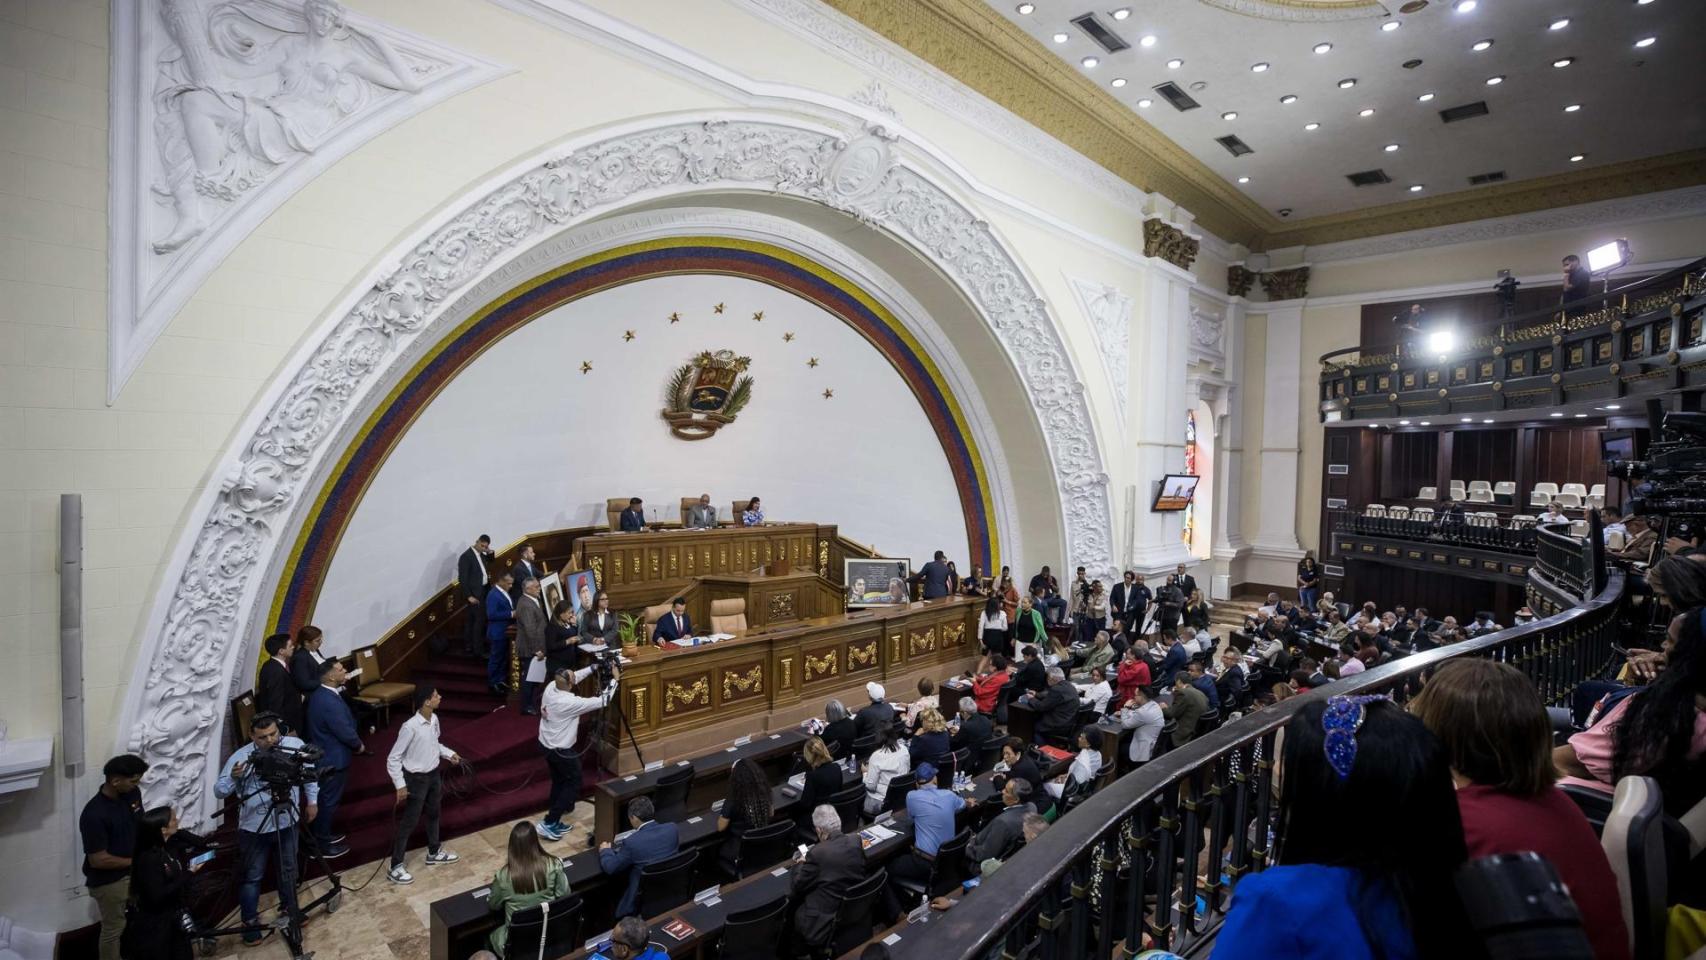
(1155, 575, 1185, 634)
(215, 713, 318, 947)
(536, 661, 621, 842)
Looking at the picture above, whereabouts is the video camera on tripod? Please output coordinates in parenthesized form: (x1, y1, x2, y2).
(249, 740, 325, 790)
(1610, 409, 1706, 538)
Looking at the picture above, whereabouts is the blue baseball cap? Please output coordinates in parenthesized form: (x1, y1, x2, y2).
(916, 761, 937, 782)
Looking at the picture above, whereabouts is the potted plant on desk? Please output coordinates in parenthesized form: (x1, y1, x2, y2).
(617, 612, 659, 660)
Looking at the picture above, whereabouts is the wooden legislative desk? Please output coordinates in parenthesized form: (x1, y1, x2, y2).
(576, 523, 841, 611)
(602, 596, 982, 774)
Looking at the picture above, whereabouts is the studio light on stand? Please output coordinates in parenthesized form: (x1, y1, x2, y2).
(1587, 238, 1632, 293)
(1427, 328, 1456, 361)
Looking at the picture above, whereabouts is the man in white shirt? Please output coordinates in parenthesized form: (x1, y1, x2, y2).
(1074, 672, 1112, 715)
(386, 686, 460, 884)
(1538, 501, 1569, 525)
(1600, 507, 1628, 544)
(1119, 685, 1164, 765)
(1045, 727, 1103, 801)
(538, 663, 619, 842)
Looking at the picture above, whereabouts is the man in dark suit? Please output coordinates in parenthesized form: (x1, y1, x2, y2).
(853, 682, 896, 740)
(949, 695, 993, 753)
(1025, 667, 1081, 744)
(1174, 564, 1198, 600)
(1013, 645, 1047, 696)
(484, 572, 515, 695)
(619, 497, 646, 532)
(650, 597, 693, 644)
(789, 803, 867, 950)
(597, 796, 681, 918)
(457, 535, 491, 656)
(255, 633, 304, 734)
(514, 577, 548, 715)
(1109, 571, 1149, 634)
(911, 550, 953, 600)
(305, 658, 362, 857)
(508, 545, 540, 601)
(967, 779, 1035, 864)
(1154, 630, 1189, 687)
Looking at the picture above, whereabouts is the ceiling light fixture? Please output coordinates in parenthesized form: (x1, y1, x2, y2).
(1635, 36, 1656, 48)
(1237, 176, 1250, 184)
(1461, 417, 1473, 423)
(1359, 107, 1376, 116)
(1384, 143, 1400, 152)
(1082, 56, 1100, 67)
(1140, 34, 1157, 47)
(1485, 75, 1505, 85)
(1605, 404, 1622, 410)
(1564, 103, 1581, 112)
(1570, 153, 1586, 161)
(1409, 184, 1424, 192)
(1015, 2, 1034, 13)
(1552, 56, 1575, 67)
(1052, 32, 1068, 43)
(1637, 0, 1655, 4)
(1280, 94, 1299, 104)
(1251, 62, 1270, 72)
(1111, 7, 1131, 19)
(1399, 420, 1412, 426)
(1455, 0, 1477, 11)
(1472, 39, 1493, 51)
(1314, 42, 1333, 54)
(1304, 121, 1321, 130)
(1483, 419, 1494, 424)
(1382, 20, 1401, 32)
(1222, 111, 1238, 120)
(1137, 98, 1153, 108)
(1549, 17, 1570, 29)
(1575, 413, 1588, 418)
(1417, 92, 1436, 101)
(1166, 58, 1184, 68)
(1338, 77, 1357, 88)
(1111, 77, 1127, 87)
(1550, 411, 1564, 418)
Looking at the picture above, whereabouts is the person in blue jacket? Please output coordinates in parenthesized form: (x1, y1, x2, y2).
(304, 658, 363, 858)
(485, 572, 516, 694)
(1212, 696, 1468, 960)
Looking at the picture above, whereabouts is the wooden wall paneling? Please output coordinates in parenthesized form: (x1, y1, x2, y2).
(1340, 561, 1508, 623)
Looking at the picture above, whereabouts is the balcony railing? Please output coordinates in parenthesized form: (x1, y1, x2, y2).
(897, 537, 1623, 959)
(1318, 257, 1706, 423)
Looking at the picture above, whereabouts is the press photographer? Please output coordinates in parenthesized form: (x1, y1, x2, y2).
(1154, 575, 1185, 634)
(536, 660, 622, 843)
(214, 713, 320, 948)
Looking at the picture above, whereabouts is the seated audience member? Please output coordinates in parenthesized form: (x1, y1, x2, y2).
(1119, 686, 1164, 766)
(903, 678, 939, 730)
(686, 492, 717, 529)
(1538, 501, 1570, 525)
(1611, 515, 1657, 561)
(1338, 650, 1366, 677)
(995, 736, 1044, 798)
(1600, 507, 1627, 543)
(971, 654, 1012, 714)
(1215, 648, 1249, 707)
(740, 496, 764, 526)
(1187, 660, 1220, 712)
(1013, 644, 1047, 695)
(618, 497, 646, 532)
(1513, 606, 1538, 626)
(887, 762, 975, 908)
(123, 806, 200, 960)
(1023, 667, 1081, 744)
(819, 699, 856, 759)
(650, 596, 693, 645)
(1165, 674, 1209, 747)
(1154, 630, 1189, 687)
(488, 822, 569, 955)
(1211, 697, 1468, 960)
(908, 709, 951, 771)
(961, 564, 987, 597)
(968, 779, 1035, 864)
(791, 804, 867, 950)
(950, 696, 993, 753)
(1555, 607, 1706, 812)
(1347, 601, 1378, 630)
(862, 725, 911, 816)
(1464, 611, 1502, 637)
(1412, 659, 1629, 960)
(854, 682, 896, 741)
(796, 737, 844, 835)
(1045, 728, 1103, 802)
(1075, 668, 1113, 715)
(593, 917, 668, 960)
(1111, 645, 1151, 711)
(1071, 630, 1116, 682)
(716, 758, 773, 874)
(597, 797, 680, 918)
(981, 814, 1048, 876)
(1028, 565, 1068, 625)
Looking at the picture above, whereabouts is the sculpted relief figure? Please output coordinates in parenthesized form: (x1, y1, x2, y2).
(151, 0, 422, 253)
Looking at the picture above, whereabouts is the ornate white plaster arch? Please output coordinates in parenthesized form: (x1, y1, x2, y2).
(120, 111, 1115, 826)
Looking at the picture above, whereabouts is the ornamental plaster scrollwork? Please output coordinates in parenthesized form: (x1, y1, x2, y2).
(850, 80, 900, 120)
(1066, 276, 1131, 422)
(123, 116, 1114, 827)
(107, 0, 509, 402)
(1188, 303, 1226, 372)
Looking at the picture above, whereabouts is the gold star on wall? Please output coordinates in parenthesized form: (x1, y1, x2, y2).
(713, 303, 725, 314)
(822, 389, 834, 399)
(782, 332, 794, 342)
(752, 311, 764, 321)
(807, 358, 819, 368)
(668, 312, 680, 324)
(622, 330, 636, 342)
(580, 361, 592, 374)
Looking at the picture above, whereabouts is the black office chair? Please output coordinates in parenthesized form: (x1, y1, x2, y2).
(1561, 783, 1614, 835)
(502, 893, 583, 960)
(994, 680, 1019, 725)
(1195, 708, 1221, 738)
(827, 783, 867, 834)
(729, 819, 794, 879)
(880, 772, 916, 814)
(894, 828, 972, 900)
(974, 735, 1006, 775)
(851, 734, 879, 766)
(650, 765, 695, 823)
(821, 868, 888, 959)
(637, 848, 699, 918)
(714, 893, 789, 960)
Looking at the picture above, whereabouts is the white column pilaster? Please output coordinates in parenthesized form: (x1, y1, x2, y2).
(1250, 302, 1306, 563)
(1128, 259, 1194, 575)
(1210, 299, 1250, 599)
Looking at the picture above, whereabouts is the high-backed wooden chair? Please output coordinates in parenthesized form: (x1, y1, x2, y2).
(231, 691, 257, 747)
(732, 501, 750, 523)
(679, 497, 699, 526)
(351, 646, 415, 727)
(710, 598, 747, 633)
(606, 498, 629, 530)
(643, 600, 674, 637)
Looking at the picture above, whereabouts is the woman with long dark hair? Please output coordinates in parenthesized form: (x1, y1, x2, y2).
(1213, 696, 1468, 959)
(717, 758, 773, 873)
(487, 821, 568, 954)
(979, 595, 1010, 658)
(1296, 554, 1321, 613)
(123, 806, 199, 960)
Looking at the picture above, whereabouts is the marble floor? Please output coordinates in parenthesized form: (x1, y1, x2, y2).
(206, 803, 596, 960)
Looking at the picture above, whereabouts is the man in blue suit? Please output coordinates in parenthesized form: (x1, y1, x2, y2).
(305, 658, 363, 857)
(597, 796, 681, 918)
(485, 572, 516, 694)
(650, 597, 693, 645)
(1153, 630, 1189, 688)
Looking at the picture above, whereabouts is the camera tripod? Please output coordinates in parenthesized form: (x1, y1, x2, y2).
(191, 782, 344, 960)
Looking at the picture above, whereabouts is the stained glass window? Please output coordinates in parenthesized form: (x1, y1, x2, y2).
(1182, 409, 1198, 548)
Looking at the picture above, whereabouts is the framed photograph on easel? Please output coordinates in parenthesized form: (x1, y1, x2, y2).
(539, 573, 565, 615)
(563, 569, 598, 616)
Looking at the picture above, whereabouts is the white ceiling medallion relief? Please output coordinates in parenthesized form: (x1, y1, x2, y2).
(122, 116, 1114, 826)
(1066, 277, 1131, 423)
(106, 0, 510, 403)
(850, 80, 900, 120)
(1188, 303, 1226, 372)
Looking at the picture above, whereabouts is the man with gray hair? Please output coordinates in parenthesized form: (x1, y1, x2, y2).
(687, 493, 718, 529)
(950, 695, 993, 752)
(969, 777, 1035, 864)
(790, 803, 867, 949)
(515, 576, 548, 715)
(1023, 665, 1080, 744)
(595, 916, 667, 959)
(820, 698, 856, 759)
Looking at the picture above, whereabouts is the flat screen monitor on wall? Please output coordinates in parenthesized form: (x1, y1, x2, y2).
(1600, 431, 1636, 463)
(1152, 474, 1201, 512)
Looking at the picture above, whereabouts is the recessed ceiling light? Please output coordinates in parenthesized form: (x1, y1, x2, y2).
(1570, 153, 1586, 161)
(1483, 419, 1493, 424)
(1637, 0, 1655, 4)
(1549, 17, 1570, 30)
(1140, 34, 1158, 47)
(1472, 39, 1493, 51)
(1460, 417, 1472, 423)
(1313, 42, 1333, 54)
(1606, 404, 1622, 410)
(1575, 413, 1588, 418)
(1015, 2, 1034, 13)
(1417, 92, 1436, 101)
(1166, 58, 1184, 69)
(1455, 0, 1478, 10)
(1399, 420, 1412, 425)
(1280, 94, 1298, 104)
(1384, 143, 1400, 152)
(1550, 411, 1564, 418)
(1222, 111, 1238, 120)
(1082, 56, 1100, 68)
(1251, 62, 1270, 72)
(1409, 184, 1424, 192)
(1485, 75, 1505, 85)
(1052, 32, 1068, 43)
(1111, 77, 1127, 88)
(1304, 121, 1321, 130)
(1237, 176, 1251, 184)
(1382, 20, 1401, 32)
(1137, 98, 1153, 108)
(1419, 421, 1433, 426)
(1359, 107, 1376, 116)
(1338, 77, 1357, 88)
(1189, 81, 1207, 91)
(1552, 57, 1575, 68)
(1564, 103, 1582, 112)
(1112, 7, 1132, 19)
(1635, 36, 1656, 48)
